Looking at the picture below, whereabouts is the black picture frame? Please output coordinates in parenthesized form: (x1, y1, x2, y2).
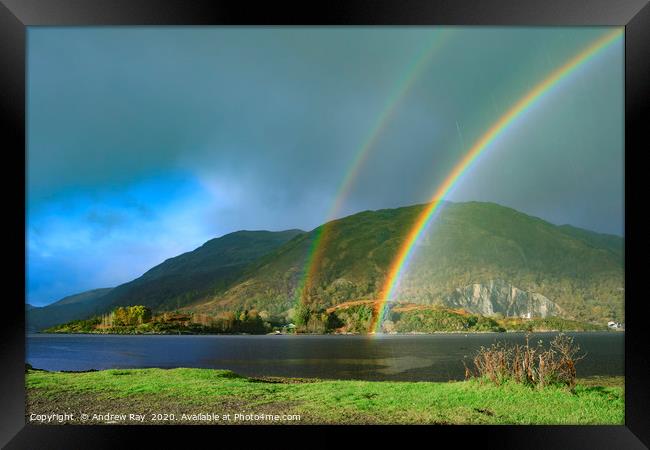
(1, 0, 648, 448)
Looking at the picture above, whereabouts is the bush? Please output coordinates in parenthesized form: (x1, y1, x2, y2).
(392, 309, 504, 333)
(330, 304, 374, 333)
(464, 334, 585, 389)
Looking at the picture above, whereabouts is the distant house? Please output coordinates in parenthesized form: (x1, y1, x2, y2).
(607, 321, 622, 329)
(520, 312, 532, 319)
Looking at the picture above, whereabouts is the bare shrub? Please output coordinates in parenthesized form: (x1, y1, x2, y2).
(464, 333, 585, 389)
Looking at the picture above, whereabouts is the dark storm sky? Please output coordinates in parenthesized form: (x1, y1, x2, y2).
(27, 27, 624, 306)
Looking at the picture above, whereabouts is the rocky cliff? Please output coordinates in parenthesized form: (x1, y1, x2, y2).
(443, 279, 562, 318)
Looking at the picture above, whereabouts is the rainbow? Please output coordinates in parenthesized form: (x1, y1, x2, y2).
(295, 29, 451, 304)
(371, 28, 623, 332)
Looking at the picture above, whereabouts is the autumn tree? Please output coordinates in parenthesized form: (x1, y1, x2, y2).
(111, 305, 152, 326)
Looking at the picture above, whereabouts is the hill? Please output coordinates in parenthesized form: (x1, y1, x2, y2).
(29, 202, 624, 331)
(191, 202, 624, 324)
(29, 230, 303, 331)
(27, 288, 114, 332)
(89, 229, 304, 314)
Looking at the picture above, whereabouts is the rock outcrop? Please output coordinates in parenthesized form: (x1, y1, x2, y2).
(443, 279, 561, 318)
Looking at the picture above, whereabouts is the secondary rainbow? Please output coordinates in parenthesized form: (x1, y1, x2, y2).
(295, 29, 451, 304)
(371, 28, 623, 332)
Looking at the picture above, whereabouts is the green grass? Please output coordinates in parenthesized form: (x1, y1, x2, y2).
(26, 368, 624, 425)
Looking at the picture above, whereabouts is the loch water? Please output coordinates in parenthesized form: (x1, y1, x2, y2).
(27, 332, 623, 381)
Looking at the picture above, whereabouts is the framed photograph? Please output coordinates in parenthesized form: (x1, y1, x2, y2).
(2, 0, 648, 447)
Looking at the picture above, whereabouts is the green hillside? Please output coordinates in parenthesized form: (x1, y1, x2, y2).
(29, 202, 625, 331)
(89, 229, 304, 314)
(192, 202, 624, 324)
(194, 204, 423, 317)
(396, 202, 623, 322)
(28, 230, 303, 331)
(27, 288, 114, 332)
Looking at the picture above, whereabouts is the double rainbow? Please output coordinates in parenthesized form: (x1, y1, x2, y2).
(371, 28, 623, 332)
(295, 29, 451, 305)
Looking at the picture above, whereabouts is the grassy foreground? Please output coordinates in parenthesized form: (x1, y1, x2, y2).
(26, 368, 624, 425)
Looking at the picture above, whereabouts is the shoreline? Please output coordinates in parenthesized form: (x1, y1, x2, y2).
(25, 364, 626, 383)
(30, 329, 622, 336)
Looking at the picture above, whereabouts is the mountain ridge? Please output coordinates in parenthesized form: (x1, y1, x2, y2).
(28, 230, 303, 330)
(191, 201, 623, 324)
(28, 201, 624, 331)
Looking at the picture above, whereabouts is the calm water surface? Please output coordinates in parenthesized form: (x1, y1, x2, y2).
(27, 332, 623, 381)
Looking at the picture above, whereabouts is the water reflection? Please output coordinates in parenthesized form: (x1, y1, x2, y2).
(27, 332, 623, 381)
